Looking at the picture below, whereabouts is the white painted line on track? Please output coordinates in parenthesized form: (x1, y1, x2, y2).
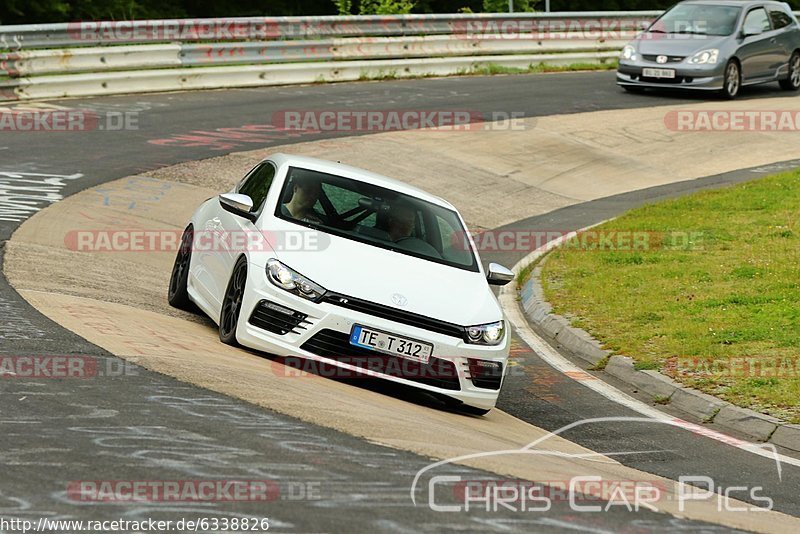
(499, 231, 800, 471)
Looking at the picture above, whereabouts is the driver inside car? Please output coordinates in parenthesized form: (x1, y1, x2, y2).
(385, 199, 442, 258)
(281, 174, 327, 225)
(387, 200, 416, 242)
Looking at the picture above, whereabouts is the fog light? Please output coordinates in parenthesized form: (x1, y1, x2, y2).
(467, 359, 503, 390)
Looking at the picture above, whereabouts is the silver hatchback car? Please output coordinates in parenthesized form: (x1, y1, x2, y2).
(617, 0, 800, 98)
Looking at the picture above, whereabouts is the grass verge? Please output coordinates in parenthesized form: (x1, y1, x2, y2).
(469, 61, 618, 76)
(358, 60, 618, 82)
(541, 169, 800, 423)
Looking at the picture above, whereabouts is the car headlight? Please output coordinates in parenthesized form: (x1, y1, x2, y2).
(688, 49, 719, 65)
(621, 44, 637, 61)
(464, 321, 505, 346)
(266, 259, 326, 301)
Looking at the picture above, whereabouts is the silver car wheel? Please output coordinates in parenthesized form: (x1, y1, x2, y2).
(726, 62, 740, 97)
(792, 56, 800, 88)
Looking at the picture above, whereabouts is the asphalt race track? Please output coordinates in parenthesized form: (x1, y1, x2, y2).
(2, 71, 799, 532)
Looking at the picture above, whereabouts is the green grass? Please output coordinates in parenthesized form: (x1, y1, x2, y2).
(541, 170, 800, 423)
(355, 60, 618, 82)
(653, 395, 672, 405)
(469, 60, 618, 77)
(358, 68, 399, 81)
(516, 256, 543, 289)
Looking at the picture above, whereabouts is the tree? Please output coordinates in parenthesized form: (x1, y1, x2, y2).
(484, 0, 535, 12)
(1, 0, 70, 24)
(359, 0, 416, 15)
(333, 0, 353, 15)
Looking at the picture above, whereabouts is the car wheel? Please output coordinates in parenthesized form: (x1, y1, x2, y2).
(780, 51, 800, 91)
(720, 60, 741, 99)
(623, 86, 646, 94)
(219, 256, 248, 346)
(168, 225, 195, 310)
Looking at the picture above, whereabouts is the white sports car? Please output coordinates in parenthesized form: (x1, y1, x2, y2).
(168, 154, 514, 414)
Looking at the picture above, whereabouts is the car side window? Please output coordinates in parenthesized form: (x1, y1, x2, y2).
(743, 8, 771, 34)
(436, 215, 472, 264)
(237, 162, 276, 212)
(769, 8, 794, 30)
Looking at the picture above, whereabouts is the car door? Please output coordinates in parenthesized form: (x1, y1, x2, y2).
(768, 5, 798, 78)
(200, 161, 277, 312)
(738, 6, 778, 81)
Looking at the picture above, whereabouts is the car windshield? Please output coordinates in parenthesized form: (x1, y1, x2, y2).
(649, 4, 742, 36)
(275, 166, 479, 272)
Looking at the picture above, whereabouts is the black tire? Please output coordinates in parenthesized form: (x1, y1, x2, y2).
(219, 256, 248, 346)
(780, 51, 800, 91)
(720, 60, 741, 100)
(443, 397, 492, 416)
(623, 85, 646, 94)
(460, 405, 492, 416)
(168, 225, 194, 310)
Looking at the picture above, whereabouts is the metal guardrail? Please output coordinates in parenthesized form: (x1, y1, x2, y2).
(0, 34, 636, 77)
(0, 13, 661, 49)
(0, 12, 661, 102)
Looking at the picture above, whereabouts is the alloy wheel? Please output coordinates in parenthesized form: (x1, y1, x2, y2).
(220, 260, 247, 341)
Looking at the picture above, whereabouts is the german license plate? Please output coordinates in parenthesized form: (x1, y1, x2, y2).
(350, 325, 433, 364)
(643, 68, 675, 79)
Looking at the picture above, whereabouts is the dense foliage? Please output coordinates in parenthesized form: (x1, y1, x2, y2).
(2, 0, 798, 25)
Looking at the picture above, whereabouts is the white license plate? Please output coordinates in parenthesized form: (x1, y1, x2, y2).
(350, 325, 433, 364)
(643, 68, 675, 79)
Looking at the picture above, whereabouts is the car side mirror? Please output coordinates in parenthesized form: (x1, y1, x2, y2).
(219, 193, 257, 223)
(487, 262, 515, 286)
(638, 21, 651, 31)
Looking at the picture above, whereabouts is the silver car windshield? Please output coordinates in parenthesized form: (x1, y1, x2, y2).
(650, 4, 742, 36)
(275, 167, 479, 272)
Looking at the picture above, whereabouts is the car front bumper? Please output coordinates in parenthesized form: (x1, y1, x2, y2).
(617, 59, 726, 90)
(235, 264, 510, 411)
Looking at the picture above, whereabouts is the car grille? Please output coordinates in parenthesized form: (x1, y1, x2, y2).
(300, 329, 461, 391)
(642, 55, 685, 63)
(248, 300, 310, 335)
(639, 75, 692, 84)
(321, 292, 465, 339)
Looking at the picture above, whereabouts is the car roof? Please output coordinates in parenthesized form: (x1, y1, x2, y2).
(679, 0, 788, 7)
(265, 153, 456, 211)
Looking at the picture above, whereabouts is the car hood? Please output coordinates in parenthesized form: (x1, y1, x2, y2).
(635, 34, 728, 57)
(270, 231, 502, 327)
